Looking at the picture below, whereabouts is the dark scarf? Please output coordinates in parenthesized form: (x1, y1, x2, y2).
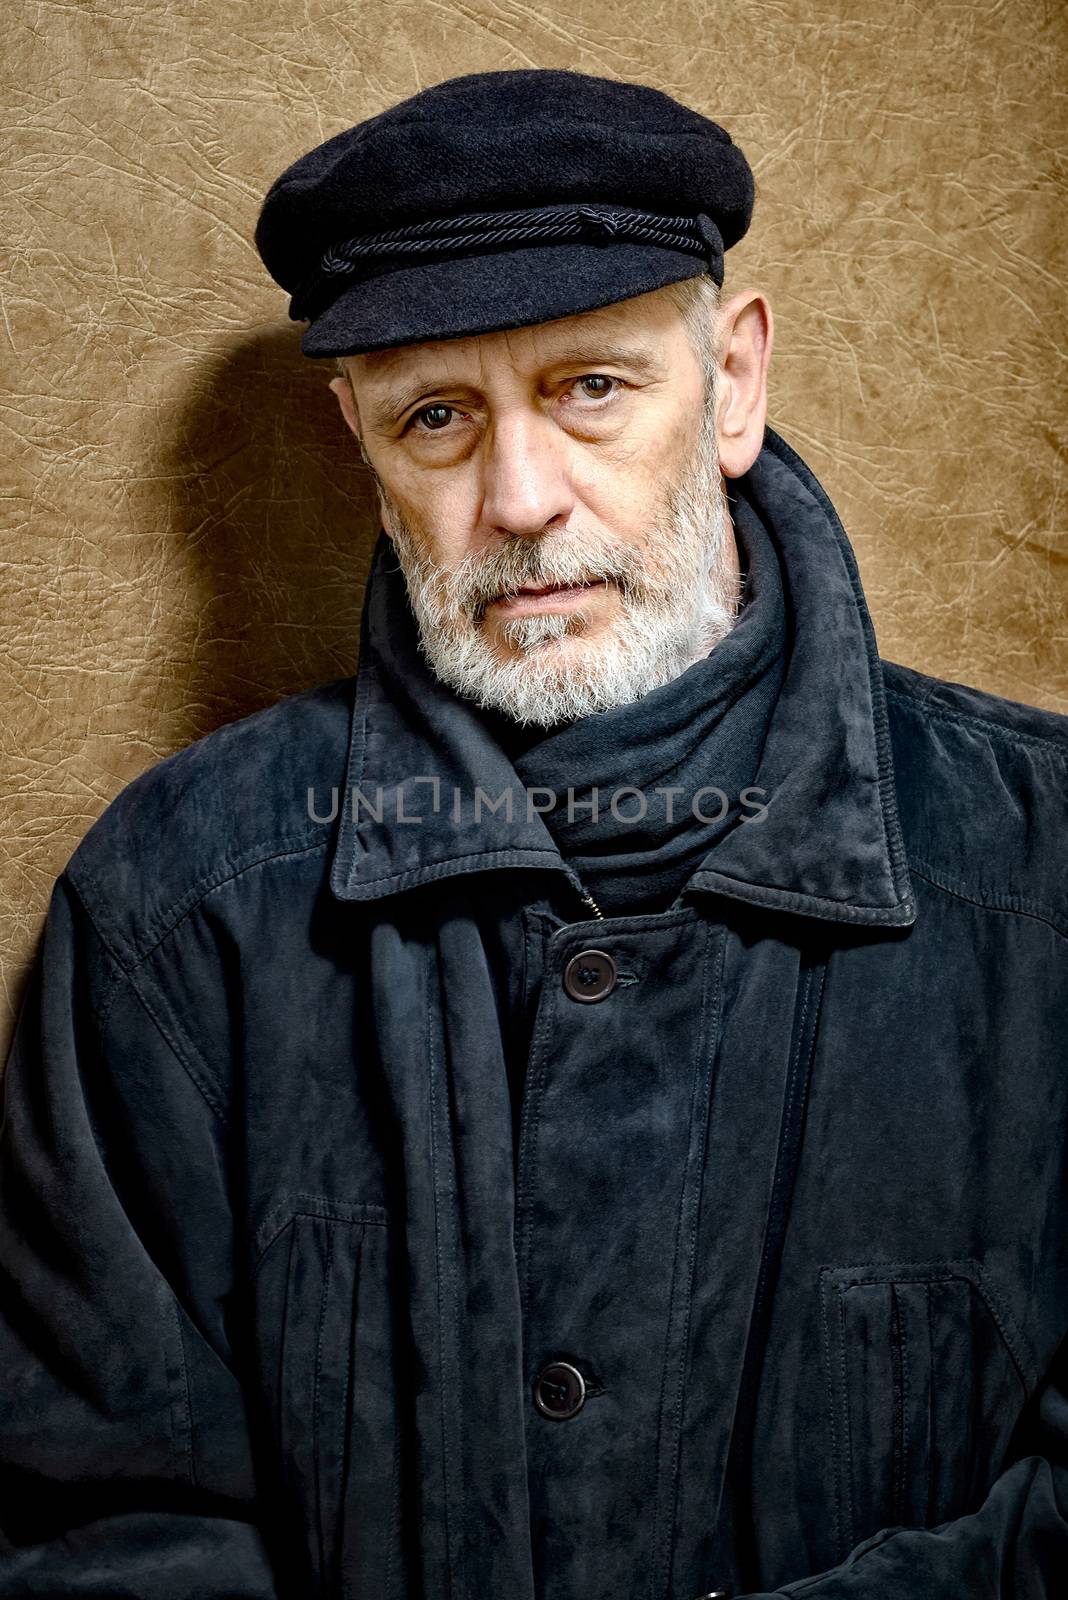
(481, 496, 788, 915)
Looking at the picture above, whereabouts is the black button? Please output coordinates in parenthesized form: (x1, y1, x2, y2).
(692, 1591, 731, 1599)
(533, 1360, 586, 1419)
(563, 949, 617, 1003)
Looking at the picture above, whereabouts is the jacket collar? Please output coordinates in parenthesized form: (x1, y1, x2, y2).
(329, 426, 916, 928)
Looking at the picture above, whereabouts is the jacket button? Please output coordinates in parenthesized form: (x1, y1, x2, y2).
(533, 1360, 586, 1419)
(692, 1592, 731, 1599)
(562, 949, 617, 1003)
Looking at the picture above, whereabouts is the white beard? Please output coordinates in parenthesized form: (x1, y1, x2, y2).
(379, 392, 744, 729)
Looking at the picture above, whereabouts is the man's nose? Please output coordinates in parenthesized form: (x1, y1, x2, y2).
(480, 409, 575, 537)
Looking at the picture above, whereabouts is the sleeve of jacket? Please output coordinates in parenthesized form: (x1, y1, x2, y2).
(746, 1327, 1068, 1598)
(0, 869, 280, 1597)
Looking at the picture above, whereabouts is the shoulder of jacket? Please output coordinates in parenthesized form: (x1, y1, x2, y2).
(66, 677, 353, 969)
(882, 657, 1068, 755)
(880, 658, 1068, 933)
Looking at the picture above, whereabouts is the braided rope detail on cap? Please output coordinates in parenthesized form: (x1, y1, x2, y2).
(290, 203, 723, 322)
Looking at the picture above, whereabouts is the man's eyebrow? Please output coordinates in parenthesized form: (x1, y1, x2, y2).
(540, 341, 664, 374)
(364, 342, 664, 430)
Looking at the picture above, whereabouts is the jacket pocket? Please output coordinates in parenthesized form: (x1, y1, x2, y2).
(250, 1195, 400, 1599)
(819, 1258, 1035, 1563)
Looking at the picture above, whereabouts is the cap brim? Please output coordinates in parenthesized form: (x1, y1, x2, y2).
(299, 240, 714, 358)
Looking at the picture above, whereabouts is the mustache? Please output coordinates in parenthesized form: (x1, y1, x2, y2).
(438, 537, 647, 622)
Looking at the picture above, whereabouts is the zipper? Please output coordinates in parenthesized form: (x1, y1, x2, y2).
(577, 888, 605, 921)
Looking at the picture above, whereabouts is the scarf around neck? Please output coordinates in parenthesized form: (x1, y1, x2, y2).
(481, 496, 789, 916)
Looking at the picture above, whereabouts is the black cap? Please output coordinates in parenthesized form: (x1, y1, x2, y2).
(255, 69, 755, 358)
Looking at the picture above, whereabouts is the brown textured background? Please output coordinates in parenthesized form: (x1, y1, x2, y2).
(2, 0, 1066, 1057)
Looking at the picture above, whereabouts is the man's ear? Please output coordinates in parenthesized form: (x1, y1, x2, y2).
(329, 367, 396, 537)
(329, 366, 363, 444)
(714, 290, 773, 479)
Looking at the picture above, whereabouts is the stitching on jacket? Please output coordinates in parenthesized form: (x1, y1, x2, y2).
(516, 949, 559, 1331)
(121, 965, 229, 1124)
(78, 917, 230, 1126)
(64, 878, 227, 1139)
(522, 910, 535, 1017)
(691, 870, 913, 922)
(648, 922, 721, 1600)
(922, 1283, 933, 1523)
(75, 831, 329, 974)
(885, 685, 1068, 758)
(908, 858, 1068, 941)
(334, 651, 375, 890)
(313, 1219, 333, 1580)
(384, 1415, 401, 1600)
(250, 1216, 296, 1283)
(90, 960, 126, 1039)
(730, 943, 834, 1582)
(73, 840, 334, 1125)
(425, 944, 466, 1597)
(972, 1263, 1039, 1393)
(754, 957, 815, 1315)
(169, 1295, 195, 1488)
(820, 1268, 843, 1563)
(889, 1284, 908, 1528)
(823, 1259, 1037, 1393)
(332, 1223, 354, 1595)
(344, 845, 565, 895)
(63, 876, 130, 1025)
(836, 1284, 854, 1553)
(250, 1197, 388, 1278)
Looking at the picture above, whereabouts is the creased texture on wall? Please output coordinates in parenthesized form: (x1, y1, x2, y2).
(1, 0, 1065, 1053)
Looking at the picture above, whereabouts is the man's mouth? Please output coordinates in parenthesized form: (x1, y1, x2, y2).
(488, 578, 605, 614)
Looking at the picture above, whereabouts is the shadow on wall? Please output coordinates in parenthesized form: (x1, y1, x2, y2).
(157, 324, 380, 743)
(1, 330, 381, 1054)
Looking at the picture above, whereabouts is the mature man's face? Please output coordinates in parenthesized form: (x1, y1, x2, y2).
(333, 282, 761, 727)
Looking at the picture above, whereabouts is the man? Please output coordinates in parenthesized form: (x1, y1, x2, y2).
(0, 66, 1065, 1600)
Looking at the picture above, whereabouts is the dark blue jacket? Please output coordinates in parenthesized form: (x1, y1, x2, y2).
(2, 428, 1066, 1598)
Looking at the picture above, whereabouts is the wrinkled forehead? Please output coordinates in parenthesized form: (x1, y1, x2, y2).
(346, 288, 687, 413)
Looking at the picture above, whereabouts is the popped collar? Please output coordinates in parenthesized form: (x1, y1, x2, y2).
(330, 426, 917, 929)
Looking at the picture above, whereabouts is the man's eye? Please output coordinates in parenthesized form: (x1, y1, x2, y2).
(574, 375, 618, 400)
(408, 377, 617, 435)
(412, 404, 454, 432)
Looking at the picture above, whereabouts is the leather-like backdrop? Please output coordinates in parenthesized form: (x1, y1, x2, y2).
(1, 0, 1065, 1055)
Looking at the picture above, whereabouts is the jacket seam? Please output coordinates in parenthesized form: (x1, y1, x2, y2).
(425, 941, 467, 1597)
(67, 837, 333, 1122)
(65, 881, 225, 1479)
(885, 684, 1068, 758)
(821, 1257, 1038, 1393)
(820, 1260, 844, 1561)
(332, 643, 375, 892)
(313, 1219, 333, 1579)
(71, 830, 329, 974)
(908, 858, 1068, 941)
(169, 1297, 196, 1487)
(88, 960, 126, 1040)
(124, 966, 230, 1124)
(250, 1197, 388, 1280)
(650, 923, 724, 1598)
(68, 873, 231, 1125)
(64, 875, 131, 1022)
(689, 871, 913, 923)
(343, 846, 565, 896)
